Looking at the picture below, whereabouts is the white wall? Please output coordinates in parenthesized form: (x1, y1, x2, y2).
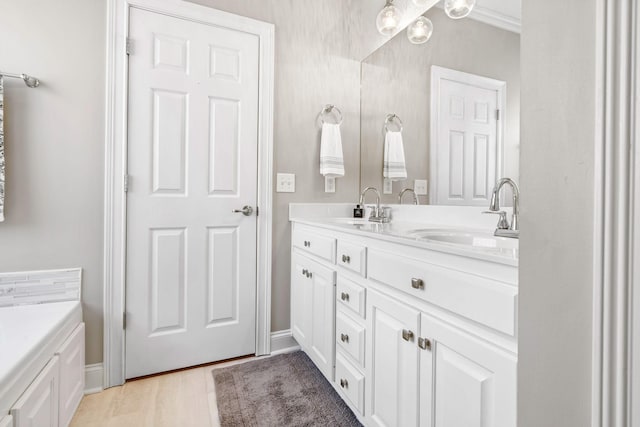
(0, 0, 106, 364)
(518, 0, 597, 424)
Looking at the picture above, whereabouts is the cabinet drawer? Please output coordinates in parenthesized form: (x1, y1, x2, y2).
(368, 249, 517, 336)
(335, 353, 365, 416)
(292, 227, 336, 263)
(336, 311, 365, 368)
(337, 240, 367, 276)
(337, 276, 366, 319)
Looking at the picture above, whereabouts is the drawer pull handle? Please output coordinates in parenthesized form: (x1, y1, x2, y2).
(342, 254, 351, 263)
(340, 292, 350, 302)
(302, 269, 308, 276)
(411, 278, 424, 290)
(418, 337, 432, 351)
(307, 272, 313, 278)
(340, 333, 349, 343)
(340, 378, 349, 388)
(402, 329, 414, 342)
(303, 240, 311, 247)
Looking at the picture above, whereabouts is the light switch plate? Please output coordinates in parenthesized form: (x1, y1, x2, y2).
(383, 178, 393, 195)
(324, 176, 336, 193)
(276, 173, 296, 193)
(414, 179, 428, 195)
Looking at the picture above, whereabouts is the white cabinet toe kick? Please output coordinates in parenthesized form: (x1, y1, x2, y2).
(290, 220, 518, 427)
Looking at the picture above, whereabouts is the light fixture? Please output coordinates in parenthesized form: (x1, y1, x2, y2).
(376, 0, 402, 36)
(411, 0, 430, 6)
(444, 0, 476, 19)
(407, 16, 434, 44)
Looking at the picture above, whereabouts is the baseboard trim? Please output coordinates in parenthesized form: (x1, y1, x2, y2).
(85, 363, 104, 394)
(270, 329, 300, 355)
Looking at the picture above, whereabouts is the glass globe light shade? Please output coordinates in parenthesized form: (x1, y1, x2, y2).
(376, 2, 401, 36)
(444, 0, 476, 19)
(407, 16, 434, 44)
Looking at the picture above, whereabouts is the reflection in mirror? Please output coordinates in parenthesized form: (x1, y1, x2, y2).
(360, 5, 520, 205)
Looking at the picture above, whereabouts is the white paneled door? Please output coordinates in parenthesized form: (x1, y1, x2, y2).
(431, 67, 505, 206)
(125, 7, 259, 378)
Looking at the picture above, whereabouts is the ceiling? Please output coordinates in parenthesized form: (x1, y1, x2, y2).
(471, 0, 522, 33)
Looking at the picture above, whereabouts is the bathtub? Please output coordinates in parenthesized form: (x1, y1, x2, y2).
(0, 301, 83, 426)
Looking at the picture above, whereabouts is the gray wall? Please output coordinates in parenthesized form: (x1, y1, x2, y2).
(0, 0, 106, 364)
(518, 0, 596, 424)
(361, 8, 520, 204)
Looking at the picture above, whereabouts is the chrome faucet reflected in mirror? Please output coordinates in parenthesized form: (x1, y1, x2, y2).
(398, 188, 419, 205)
(359, 186, 391, 223)
(484, 178, 519, 238)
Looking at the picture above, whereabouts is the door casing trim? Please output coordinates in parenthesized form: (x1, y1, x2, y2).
(103, 0, 274, 387)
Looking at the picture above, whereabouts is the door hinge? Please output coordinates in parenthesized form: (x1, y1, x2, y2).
(124, 174, 129, 192)
(256, 206, 259, 217)
(123, 312, 127, 329)
(418, 337, 432, 351)
(496, 109, 501, 121)
(126, 37, 132, 55)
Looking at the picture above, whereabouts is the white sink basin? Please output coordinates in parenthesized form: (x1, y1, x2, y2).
(408, 229, 518, 251)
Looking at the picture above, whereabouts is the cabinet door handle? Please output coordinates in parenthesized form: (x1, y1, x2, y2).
(340, 292, 350, 302)
(340, 378, 349, 388)
(302, 269, 308, 276)
(418, 337, 432, 351)
(411, 278, 424, 290)
(303, 240, 311, 247)
(340, 333, 349, 343)
(342, 254, 351, 263)
(307, 272, 313, 278)
(402, 329, 414, 341)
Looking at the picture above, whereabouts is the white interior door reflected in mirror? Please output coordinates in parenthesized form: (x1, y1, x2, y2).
(430, 66, 506, 206)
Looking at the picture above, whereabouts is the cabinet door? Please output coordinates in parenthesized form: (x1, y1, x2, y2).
(291, 253, 313, 349)
(420, 314, 517, 427)
(367, 290, 420, 427)
(308, 258, 336, 381)
(12, 356, 60, 427)
(0, 416, 13, 427)
(57, 323, 85, 427)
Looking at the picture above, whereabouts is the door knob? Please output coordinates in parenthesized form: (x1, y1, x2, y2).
(232, 205, 254, 216)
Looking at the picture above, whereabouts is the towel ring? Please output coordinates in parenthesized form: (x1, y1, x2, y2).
(320, 104, 343, 125)
(384, 113, 403, 132)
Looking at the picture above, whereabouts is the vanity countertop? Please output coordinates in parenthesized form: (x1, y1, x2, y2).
(291, 217, 518, 267)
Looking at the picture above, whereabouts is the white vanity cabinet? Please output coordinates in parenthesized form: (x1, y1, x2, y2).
(290, 220, 518, 427)
(419, 314, 516, 427)
(291, 251, 336, 381)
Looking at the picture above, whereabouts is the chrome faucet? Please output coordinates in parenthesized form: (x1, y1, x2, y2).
(398, 188, 419, 205)
(359, 186, 390, 223)
(484, 177, 519, 238)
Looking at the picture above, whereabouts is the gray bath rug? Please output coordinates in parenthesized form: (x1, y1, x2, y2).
(212, 351, 362, 427)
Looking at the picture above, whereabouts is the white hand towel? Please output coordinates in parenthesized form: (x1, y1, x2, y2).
(383, 131, 407, 181)
(320, 123, 345, 177)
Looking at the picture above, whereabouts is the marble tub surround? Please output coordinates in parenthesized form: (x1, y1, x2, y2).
(0, 268, 81, 307)
(289, 203, 517, 265)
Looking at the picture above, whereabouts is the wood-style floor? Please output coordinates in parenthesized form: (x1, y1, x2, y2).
(70, 362, 232, 427)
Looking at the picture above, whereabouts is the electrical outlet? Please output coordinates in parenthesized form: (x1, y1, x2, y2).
(383, 178, 393, 194)
(325, 176, 336, 193)
(414, 179, 428, 195)
(276, 173, 295, 193)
